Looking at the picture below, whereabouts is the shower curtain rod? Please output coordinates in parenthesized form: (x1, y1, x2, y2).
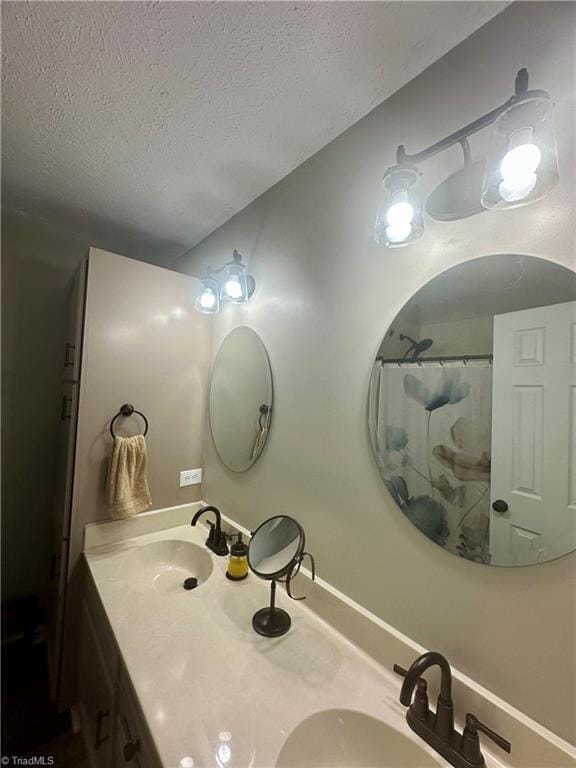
(377, 353, 493, 365)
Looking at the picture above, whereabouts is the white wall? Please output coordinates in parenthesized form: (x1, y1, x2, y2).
(421, 315, 493, 357)
(1, 211, 85, 603)
(177, 3, 576, 743)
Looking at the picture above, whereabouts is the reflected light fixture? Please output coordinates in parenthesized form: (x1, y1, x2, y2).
(374, 68, 559, 247)
(194, 250, 255, 315)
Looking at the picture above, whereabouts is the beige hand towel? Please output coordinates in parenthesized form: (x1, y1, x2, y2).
(106, 435, 152, 519)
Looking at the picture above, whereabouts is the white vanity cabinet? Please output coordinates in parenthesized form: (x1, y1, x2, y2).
(79, 603, 116, 768)
(79, 580, 162, 768)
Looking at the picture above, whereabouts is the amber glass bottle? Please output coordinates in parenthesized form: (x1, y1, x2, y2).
(226, 533, 249, 581)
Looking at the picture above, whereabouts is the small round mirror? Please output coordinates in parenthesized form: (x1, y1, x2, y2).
(248, 516, 304, 579)
(248, 516, 310, 638)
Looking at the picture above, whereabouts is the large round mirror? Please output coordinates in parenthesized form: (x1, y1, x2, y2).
(368, 254, 576, 567)
(210, 326, 273, 472)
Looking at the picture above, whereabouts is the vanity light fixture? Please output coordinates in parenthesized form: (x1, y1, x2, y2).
(194, 249, 255, 314)
(375, 68, 559, 247)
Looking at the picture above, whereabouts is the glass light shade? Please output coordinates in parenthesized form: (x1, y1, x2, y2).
(374, 166, 424, 248)
(481, 95, 558, 210)
(220, 262, 249, 303)
(195, 277, 220, 314)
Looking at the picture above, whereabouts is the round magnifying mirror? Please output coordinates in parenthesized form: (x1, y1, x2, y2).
(248, 516, 305, 637)
(248, 516, 304, 580)
(209, 326, 273, 472)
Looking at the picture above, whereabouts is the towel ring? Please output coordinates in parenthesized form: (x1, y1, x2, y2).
(110, 403, 149, 439)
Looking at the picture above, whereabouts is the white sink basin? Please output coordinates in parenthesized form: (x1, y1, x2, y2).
(276, 709, 442, 768)
(124, 539, 213, 593)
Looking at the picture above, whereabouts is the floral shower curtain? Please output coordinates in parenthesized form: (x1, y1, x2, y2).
(369, 361, 493, 563)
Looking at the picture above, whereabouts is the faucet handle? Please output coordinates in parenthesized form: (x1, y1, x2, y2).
(461, 713, 511, 764)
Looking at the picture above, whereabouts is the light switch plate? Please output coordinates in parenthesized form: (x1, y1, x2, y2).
(180, 468, 202, 487)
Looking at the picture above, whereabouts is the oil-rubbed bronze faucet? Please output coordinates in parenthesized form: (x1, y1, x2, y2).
(191, 505, 229, 556)
(394, 652, 511, 768)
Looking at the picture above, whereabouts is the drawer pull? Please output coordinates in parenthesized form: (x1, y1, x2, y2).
(64, 342, 75, 368)
(61, 395, 73, 421)
(123, 739, 141, 762)
(49, 554, 61, 580)
(94, 709, 110, 750)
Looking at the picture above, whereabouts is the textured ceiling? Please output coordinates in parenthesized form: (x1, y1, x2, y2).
(1, 1, 507, 264)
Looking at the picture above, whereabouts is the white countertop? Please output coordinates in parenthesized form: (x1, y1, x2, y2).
(85, 522, 506, 768)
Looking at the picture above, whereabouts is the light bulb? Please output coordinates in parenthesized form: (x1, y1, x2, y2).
(500, 142, 541, 182)
(200, 290, 216, 309)
(386, 200, 414, 228)
(498, 145, 540, 202)
(499, 173, 538, 203)
(498, 127, 541, 202)
(195, 277, 220, 314)
(385, 199, 414, 243)
(223, 278, 242, 300)
(386, 223, 413, 243)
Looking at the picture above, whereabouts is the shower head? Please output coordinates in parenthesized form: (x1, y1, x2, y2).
(415, 338, 434, 354)
(400, 334, 434, 361)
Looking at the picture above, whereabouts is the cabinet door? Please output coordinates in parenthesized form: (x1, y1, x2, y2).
(47, 380, 79, 698)
(115, 677, 161, 768)
(62, 257, 87, 383)
(79, 603, 116, 768)
(53, 381, 79, 542)
(47, 536, 68, 700)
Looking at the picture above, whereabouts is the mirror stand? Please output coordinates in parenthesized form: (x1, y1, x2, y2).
(252, 579, 291, 637)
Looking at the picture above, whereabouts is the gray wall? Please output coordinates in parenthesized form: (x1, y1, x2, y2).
(177, 3, 576, 743)
(1, 211, 85, 603)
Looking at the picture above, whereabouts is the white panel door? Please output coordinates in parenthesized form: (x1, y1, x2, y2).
(490, 301, 576, 565)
